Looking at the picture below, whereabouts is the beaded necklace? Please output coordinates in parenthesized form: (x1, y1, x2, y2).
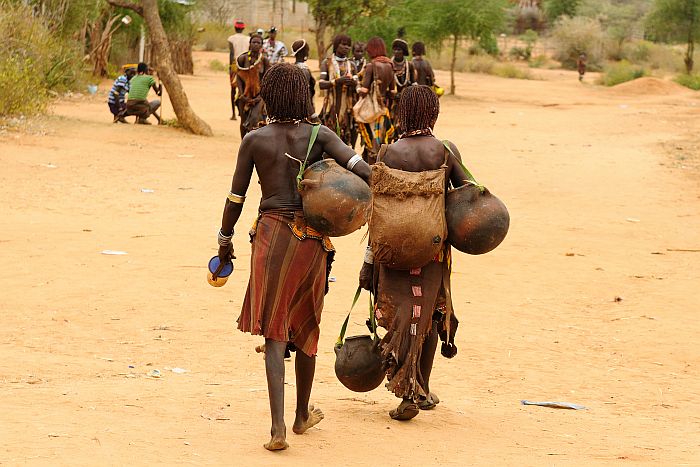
(398, 128, 433, 139)
(331, 55, 351, 81)
(393, 58, 409, 87)
(237, 51, 263, 71)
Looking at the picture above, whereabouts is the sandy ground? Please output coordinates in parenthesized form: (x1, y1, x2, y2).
(1, 51, 700, 466)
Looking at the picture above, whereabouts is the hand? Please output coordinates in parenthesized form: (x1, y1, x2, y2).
(212, 244, 235, 280)
(339, 76, 355, 86)
(358, 261, 374, 291)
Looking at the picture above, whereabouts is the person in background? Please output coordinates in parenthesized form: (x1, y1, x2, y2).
(124, 62, 161, 125)
(263, 27, 287, 64)
(357, 37, 396, 162)
(352, 42, 366, 75)
(108, 67, 135, 123)
(291, 39, 316, 113)
(577, 53, 587, 82)
(411, 42, 435, 87)
(228, 19, 249, 120)
(390, 38, 415, 137)
(319, 34, 357, 145)
(236, 34, 270, 137)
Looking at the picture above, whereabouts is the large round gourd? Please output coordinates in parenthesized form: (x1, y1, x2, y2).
(334, 335, 384, 393)
(299, 159, 371, 237)
(446, 184, 509, 255)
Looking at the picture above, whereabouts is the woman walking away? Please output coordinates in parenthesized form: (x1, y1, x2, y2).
(359, 85, 469, 421)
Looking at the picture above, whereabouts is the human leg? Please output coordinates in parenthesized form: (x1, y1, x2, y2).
(418, 319, 440, 410)
(264, 338, 289, 451)
(292, 349, 324, 434)
(230, 87, 237, 120)
(148, 99, 161, 123)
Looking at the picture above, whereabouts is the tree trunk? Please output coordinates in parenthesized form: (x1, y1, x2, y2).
(686, 5, 697, 74)
(314, 15, 327, 62)
(450, 34, 458, 95)
(107, 0, 212, 136)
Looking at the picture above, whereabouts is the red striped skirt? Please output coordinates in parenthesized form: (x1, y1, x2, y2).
(237, 211, 334, 357)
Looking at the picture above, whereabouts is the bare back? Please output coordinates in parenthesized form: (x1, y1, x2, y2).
(229, 123, 369, 212)
(362, 61, 395, 104)
(380, 136, 469, 189)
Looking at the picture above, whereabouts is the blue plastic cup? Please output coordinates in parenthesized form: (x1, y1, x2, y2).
(207, 255, 233, 287)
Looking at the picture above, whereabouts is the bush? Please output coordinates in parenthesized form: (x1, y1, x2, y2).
(0, 2, 86, 117)
(209, 59, 228, 72)
(528, 55, 555, 68)
(550, 16, 605, 70)
(0, 56, 47, 116)
(620, 40, 684, 72)
(599, 60, 647, 86)
(674, 74, 700, 90)
(492, 63, 533, 79)
(463, 55, 497, 73)
(196, 22, 230, 51)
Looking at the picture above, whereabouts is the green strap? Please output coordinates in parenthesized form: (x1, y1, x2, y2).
(336, 286, 376, 345)
(297, 124, 321, 190)
(442, 140, 485, 192)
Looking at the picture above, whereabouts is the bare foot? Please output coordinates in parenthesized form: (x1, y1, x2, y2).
(263, 436, 289, 451)
(292, 405, 324, 434)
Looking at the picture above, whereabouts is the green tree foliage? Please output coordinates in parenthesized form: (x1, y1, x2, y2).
(0, 1, 86, 117)
(404, 0, 507, 95)
(302, 0, 394, 60)
(577, 0, 651, 59)
(543, 0, 580, 23)
(647, 0, 700, 72)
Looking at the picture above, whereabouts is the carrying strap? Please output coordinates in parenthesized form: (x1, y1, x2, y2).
(296, 123, 321, 190)
(441, 140, 485, 192)
(376, 144, 388, 163)
(337, 286, 376, 345)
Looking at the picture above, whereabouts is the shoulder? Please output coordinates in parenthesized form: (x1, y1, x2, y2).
(236, 53, 248, 66)
(316, 123, 338, 142)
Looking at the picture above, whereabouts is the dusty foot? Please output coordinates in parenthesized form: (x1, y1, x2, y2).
(389, 400, 419, 421)
(263, 436, 288, 451)
(292, 405, 324, 434)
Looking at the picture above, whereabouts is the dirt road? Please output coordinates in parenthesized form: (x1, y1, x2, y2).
(1, 51, 699, 465)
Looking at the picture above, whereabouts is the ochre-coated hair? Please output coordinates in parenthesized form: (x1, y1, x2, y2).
(366, 37, 387, 59)
(398, 85, 439, 132)
(260, 63, 313, 120)
(412, 41, 426, 56)
(392, 39, 409, 56)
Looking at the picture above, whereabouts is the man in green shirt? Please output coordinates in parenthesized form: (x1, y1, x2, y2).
(125, 62, 162, 124)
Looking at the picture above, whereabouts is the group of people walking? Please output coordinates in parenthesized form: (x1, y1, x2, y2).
(227, 21, 439, 164)
(213, 26, 465, 452)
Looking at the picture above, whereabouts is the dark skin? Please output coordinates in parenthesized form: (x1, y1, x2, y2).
(358, 134, 468, 414)
(236, 37, 269, 137)
(392, 47, 416, 92)
(215, 122, 370, 450)
(359, 59, 395, 102)
(319, 42, 355, 89)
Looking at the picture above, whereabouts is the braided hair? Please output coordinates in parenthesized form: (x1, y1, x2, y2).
(412, 41, 426, 56)
(332, 34, 352, 54)
(260, 63, 313, 120)
(366, 37, 387, 59)
(398, 85, 439, 133)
